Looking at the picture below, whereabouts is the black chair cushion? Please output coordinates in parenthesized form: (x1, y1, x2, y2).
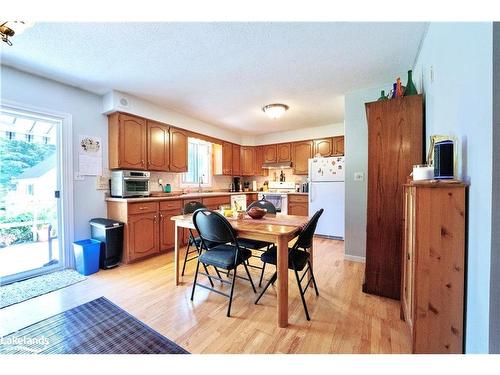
(237, 238, 274, 250)
(260, 246, 310, 271)
(199, 244, 252, 270)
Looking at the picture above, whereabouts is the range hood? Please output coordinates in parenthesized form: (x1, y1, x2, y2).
(262, 161, 292, 169)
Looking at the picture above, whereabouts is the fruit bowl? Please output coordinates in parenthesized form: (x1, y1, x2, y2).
(247, 207, 267, 219)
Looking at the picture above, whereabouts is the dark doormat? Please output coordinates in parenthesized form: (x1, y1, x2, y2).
(0, 297, 189, 354)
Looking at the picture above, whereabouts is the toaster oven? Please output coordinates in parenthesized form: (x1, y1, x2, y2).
(111, 170, 150, 197)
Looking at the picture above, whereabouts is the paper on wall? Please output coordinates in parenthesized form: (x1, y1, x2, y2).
(78, 135, 102, 176)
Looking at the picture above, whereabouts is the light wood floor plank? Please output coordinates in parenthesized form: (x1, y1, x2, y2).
(0, 237, 410, 353)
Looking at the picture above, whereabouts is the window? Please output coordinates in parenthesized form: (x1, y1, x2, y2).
(181, 138, 212, 186)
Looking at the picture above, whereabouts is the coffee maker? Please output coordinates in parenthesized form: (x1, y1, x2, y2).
(232, 177, 241, 192)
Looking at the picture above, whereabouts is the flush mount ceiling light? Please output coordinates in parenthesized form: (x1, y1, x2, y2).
(0, 21, 33, 46)
(262, 103, 289, 119)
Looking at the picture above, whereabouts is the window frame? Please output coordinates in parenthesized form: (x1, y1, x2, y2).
(180, 138, 213, 188)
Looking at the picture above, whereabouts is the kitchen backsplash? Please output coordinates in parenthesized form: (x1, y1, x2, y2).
(149, 168, 306, 192)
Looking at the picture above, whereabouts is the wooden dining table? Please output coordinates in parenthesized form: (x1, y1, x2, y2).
(170, 212, 310, 328)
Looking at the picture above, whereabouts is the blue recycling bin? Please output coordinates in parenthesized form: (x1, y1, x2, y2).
(73, 239, 101, 276)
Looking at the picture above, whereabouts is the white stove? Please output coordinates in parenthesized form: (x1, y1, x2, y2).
(258, 181, 296, 214)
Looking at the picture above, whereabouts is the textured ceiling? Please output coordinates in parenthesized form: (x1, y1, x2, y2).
(0, 22, 427, 135)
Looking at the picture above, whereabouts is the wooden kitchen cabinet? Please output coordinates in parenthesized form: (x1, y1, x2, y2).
(364, 95, 423, 300)
(108, 112, 147, 170)
(277, 143, 291, 162)
(288, 194, 309, 216)
(222, 142, 233, 175)
(169, 127, 188, 172)
(202, 195, 231, 210)
(246, 193, 258, 206)
(147, 120, 170, 171)
(401, 182, 466, 353)
(253, 146, 267, 176)
(332, 136, 345, 156)
(313, 138, 333, 157)
(232, 144, 241, 176)
(292, 140, 313, 175)
(107, 199, 184, 263)
(127, 212, 159, 261)
(263, 144, 277, 163)
(241, 146, 255, 176)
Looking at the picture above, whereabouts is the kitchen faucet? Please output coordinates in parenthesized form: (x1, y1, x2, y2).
(198, 175, 203, 193)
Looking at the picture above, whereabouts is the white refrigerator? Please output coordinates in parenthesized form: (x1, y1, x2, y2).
(308, 156, 345, 239)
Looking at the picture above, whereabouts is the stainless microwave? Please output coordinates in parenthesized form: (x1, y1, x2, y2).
(111, 170, 150, 197)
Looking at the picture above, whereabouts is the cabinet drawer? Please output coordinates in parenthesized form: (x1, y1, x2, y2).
(159, 199, 182, 212)
(128, 201, 158, 215)
(288, 194, 308, 203)
(203, 196, 231, 207)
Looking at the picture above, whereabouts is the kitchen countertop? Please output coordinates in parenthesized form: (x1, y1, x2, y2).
(105, 190, 308, 203)
(106, 191, 259, 203)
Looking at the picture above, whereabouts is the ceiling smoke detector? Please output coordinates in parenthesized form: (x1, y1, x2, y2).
(262, 103, 289, 119)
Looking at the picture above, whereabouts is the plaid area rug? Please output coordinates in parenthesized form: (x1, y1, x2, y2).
(0, 297, 189, 354)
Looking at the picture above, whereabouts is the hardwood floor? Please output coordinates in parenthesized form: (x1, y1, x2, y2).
(0, 237, 411, 353)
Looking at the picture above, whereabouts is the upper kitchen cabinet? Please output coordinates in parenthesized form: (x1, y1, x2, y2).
(333, 136, 345, 156)
(313, 138, 333, 157)
(169, 127, 188, 172)
(222, 142, 233, 175)
(147, 120, 170, 171)
(254, 145, 268, 176)
(277, 143, 292, 162)
(240, 146, 255, 176)
(108, 112, 147, 170)
(263, 144, 277, 163)
(292, 140, 313, 175)
(232, 144, 241, 176)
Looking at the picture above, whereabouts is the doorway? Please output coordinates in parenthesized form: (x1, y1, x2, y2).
(0, 106, 65, 284)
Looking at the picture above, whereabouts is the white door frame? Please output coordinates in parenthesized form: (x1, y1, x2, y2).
(0, 100, 74, 283)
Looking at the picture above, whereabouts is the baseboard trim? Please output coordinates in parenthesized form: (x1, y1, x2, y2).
(344, 254, 366, 263)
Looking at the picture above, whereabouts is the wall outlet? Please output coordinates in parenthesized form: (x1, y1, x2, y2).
(74, 172, 84, 181)
(96, 175, 110, 190)
(354, 172, 364, 181)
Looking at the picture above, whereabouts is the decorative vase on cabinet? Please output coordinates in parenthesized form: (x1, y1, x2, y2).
(404, 70, 418, 96)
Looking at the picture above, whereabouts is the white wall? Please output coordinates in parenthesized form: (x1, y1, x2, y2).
(344, 84, 392, 260)
(247, 122, 344, 146)
(103, 90, 243, 144)
(413, 22, 493, 353)
(1, 65, 108, 243)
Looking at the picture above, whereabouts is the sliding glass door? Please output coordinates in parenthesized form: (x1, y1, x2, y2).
(0, 107, 64, 284)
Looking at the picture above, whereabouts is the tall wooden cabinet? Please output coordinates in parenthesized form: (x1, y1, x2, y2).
(401, 182, 466, 353)
(292, 140, 313, 175)
(363, 95, 424, 300)
(222, 142, 233, 175)
(241, 146, 255, 176)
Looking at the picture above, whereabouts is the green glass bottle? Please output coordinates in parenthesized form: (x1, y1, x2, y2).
(377, 90, 388, 101)
(404, 70, 418, 96)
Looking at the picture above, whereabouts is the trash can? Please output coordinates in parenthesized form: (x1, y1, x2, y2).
(73, 239, 101, 276)
(89, 218, 124, 269)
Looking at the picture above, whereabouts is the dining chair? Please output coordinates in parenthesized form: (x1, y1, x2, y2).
(237, 199, 277, 287)
(182, 201, 221, 286)
(255, 208, 324, 321)
(191, 209, 257, 317)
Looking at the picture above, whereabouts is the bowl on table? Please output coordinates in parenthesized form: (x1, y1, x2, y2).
(247, 207, 267, 220)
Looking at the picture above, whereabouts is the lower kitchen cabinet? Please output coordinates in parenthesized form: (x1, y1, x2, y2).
(107, 199, 184, 263)
(127, 212, 159, 261)
(288, 194, 309, 216)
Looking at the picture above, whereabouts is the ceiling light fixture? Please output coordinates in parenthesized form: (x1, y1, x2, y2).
(262, 103, 289, 119)
(0, 21, 33, 46)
